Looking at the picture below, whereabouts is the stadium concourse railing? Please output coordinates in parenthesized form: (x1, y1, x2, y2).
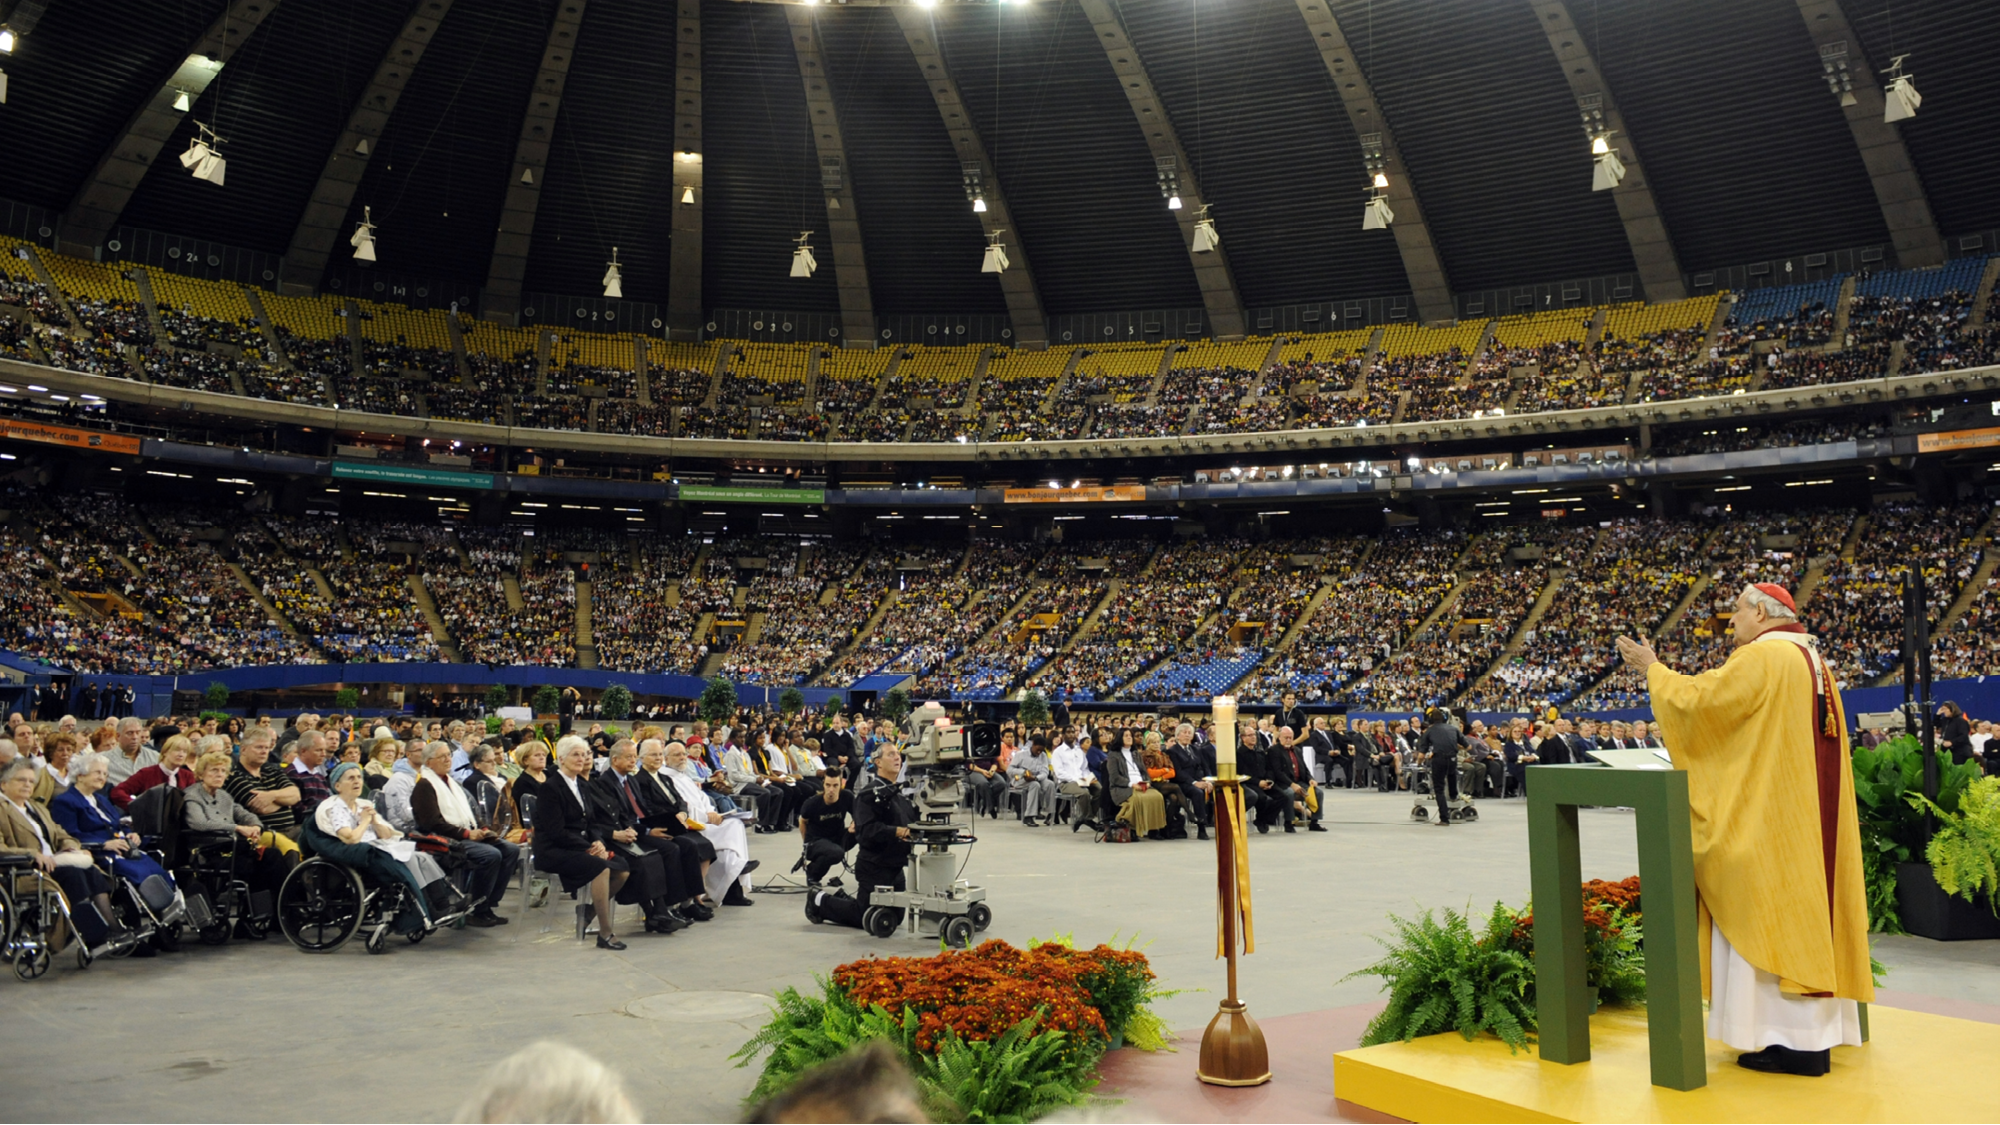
(2, 354, 1997, 469)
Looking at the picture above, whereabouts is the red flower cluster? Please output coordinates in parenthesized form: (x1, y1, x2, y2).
(1512, 876, 1641, 948)
(833, 940, 1149, 1056)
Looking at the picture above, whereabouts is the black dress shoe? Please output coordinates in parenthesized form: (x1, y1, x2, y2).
(1308, 822, 1328, 832)
(466, 910, 506, 928)
(1256, 824, 1270, 834)
(682, 903, 715, 921)
(645, 914, 689, 934)
(740, 859, 761, 876)
(1284, 824, 1296, 833)
(723, 884, 755, 906)
(1737, 1046, 1830, 1076)
(596, 934, 627, 951)
(1197, 827, 1209, 841)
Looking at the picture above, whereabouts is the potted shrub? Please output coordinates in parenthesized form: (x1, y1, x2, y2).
(532, 684, 562, 720)
(599, 683, 633, 722)
(1904, 776, 2000, 940)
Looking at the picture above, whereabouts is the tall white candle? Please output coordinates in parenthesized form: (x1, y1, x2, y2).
(1212, 695, 1237, 769)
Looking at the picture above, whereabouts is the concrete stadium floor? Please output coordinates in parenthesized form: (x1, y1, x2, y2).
(5, 787, 1996, 1123)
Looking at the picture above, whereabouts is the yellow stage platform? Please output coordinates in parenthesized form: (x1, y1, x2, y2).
(1333, 1004, 1997, 1123)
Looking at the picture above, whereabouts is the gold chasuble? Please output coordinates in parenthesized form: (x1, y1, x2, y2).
(1646, 628, 1873, 1004)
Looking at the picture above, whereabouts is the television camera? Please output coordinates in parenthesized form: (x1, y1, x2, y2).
(859, 702, 992, 947)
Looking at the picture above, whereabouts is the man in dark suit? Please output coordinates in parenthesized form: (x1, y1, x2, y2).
(592, 740, 703, 929)
(1311, 715, 1352, 789)
(1938, 702, 1975, 765)
(1165, 722, 1212, 840)
(1238, 719, 1285, 834)
(1538, 719, 1574, 765)
(77, 682, 98, 722)
(1275, 726, 1324, 833)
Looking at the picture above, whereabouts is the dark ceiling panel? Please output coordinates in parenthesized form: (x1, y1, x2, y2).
(936, 2, 1201, 315)
(702, 0, 839, 314)
(1588, 0, 1889, 273)
(328, 0, 551, 289)
(522, 0, 680, 303)
(1118, 0, 1410, 308)
(0, 0, 226, 211)
(1327, 0, 1633, 292)
(1845, 0, 2000, 241)
(121, 0, 412, 256)
(818, 7, 1006, 317)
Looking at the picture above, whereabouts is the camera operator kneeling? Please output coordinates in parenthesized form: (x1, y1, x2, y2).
(797, 772, 854, 887)
(813, 746, 914, 929)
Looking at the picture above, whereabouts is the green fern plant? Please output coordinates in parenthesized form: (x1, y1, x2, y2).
(730, 981, 909, 1104)
(1343, 902, 1537, 1051)
(916, 1017, 1097, 1123)
(1919, 775, 2000, 913)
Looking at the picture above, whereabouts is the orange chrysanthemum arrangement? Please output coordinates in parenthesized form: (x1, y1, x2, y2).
(734, 936, 1171, 1122)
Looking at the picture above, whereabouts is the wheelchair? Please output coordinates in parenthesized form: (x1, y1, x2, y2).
(276, 824, 473, 955)
(174, 831, 278, 945)
(0, 854, 94, 980)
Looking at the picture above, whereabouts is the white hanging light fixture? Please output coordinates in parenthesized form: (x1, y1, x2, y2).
(0, 26, 15, 53)
(1590, 132, 1626, 191)
(602, 247, 623, 299)
(181, 122, 226, 186)
(981, 230, 1009, 274)
(972, 195, 987, 213)
(1362, 191, 1394, 230)
(790, 231, 818, 278)
(350, 205, 378, 262)
(1190, 205, 1219, 253)
(171, 89, 191, 112)
(1882, 55, 1921, 122)
(680, 185, 694, 204)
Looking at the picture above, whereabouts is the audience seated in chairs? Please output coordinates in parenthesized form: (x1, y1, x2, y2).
(1106, 729, 1168, 839)
(1008, 735, 1058, 826)
(183, 749, 296, 894)
(225, 728, 302, 841)
(110, 733, 196, 808)
(531, 737, 635, 950)
(659, 740, 753, 905)
(1052, 731, 1103, 834)
(1, 757, 130, 956)
(590, 739, 707, 932)
(30, 731, 78, 806)
(410, 741, 519, 928)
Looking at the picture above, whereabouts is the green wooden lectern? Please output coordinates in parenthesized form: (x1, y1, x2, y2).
(1527, 764, 1705, 1091)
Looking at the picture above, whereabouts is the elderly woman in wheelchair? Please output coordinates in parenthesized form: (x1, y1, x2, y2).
(0, 757, 135, 976)
(48, 750, 187, 957)
(278, 761, 468, 954)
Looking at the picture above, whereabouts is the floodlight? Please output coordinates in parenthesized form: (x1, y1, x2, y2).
(681, 185, 694, 204)
(350, 206, 378, 262)
(520, 167, 534, 185)
(1167, 194, 1182, 210)
(355, 137, 370, 155)
(602, 247, 623, 299)
(981, 230, 1009, 274)
(972, 195, 987, 213)
(1372, 171, 1389, 189)
(179, 139, 210, 170)
(1590, 134, 1610, 155)
(791, 232, 818, 278)
(1362, 194, 1394, 230)
(0, 27, 14, 53)
(172, 89, 191, 112)
(0, 69, 8, 105)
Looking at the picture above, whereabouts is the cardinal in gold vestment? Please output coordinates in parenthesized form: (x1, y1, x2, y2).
(1617, 582, 1870, 1077)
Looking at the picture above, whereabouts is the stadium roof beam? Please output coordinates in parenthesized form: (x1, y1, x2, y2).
(1076, 0, 1246, 341)
(1291, 0, 1453, 325)
(277, 0, 454, 297)
(666, 0, 704, 342)
(1528, 0, 1685, 302)
(787, 5, 876, 347)
(480, 0, 588, 326)
(893, 5, 1047, 348)
(55, 0, 283, 258)
(1794, 0, 1945, 268)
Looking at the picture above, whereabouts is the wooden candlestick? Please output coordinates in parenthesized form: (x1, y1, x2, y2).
(1197, 771, 1271, 1087)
